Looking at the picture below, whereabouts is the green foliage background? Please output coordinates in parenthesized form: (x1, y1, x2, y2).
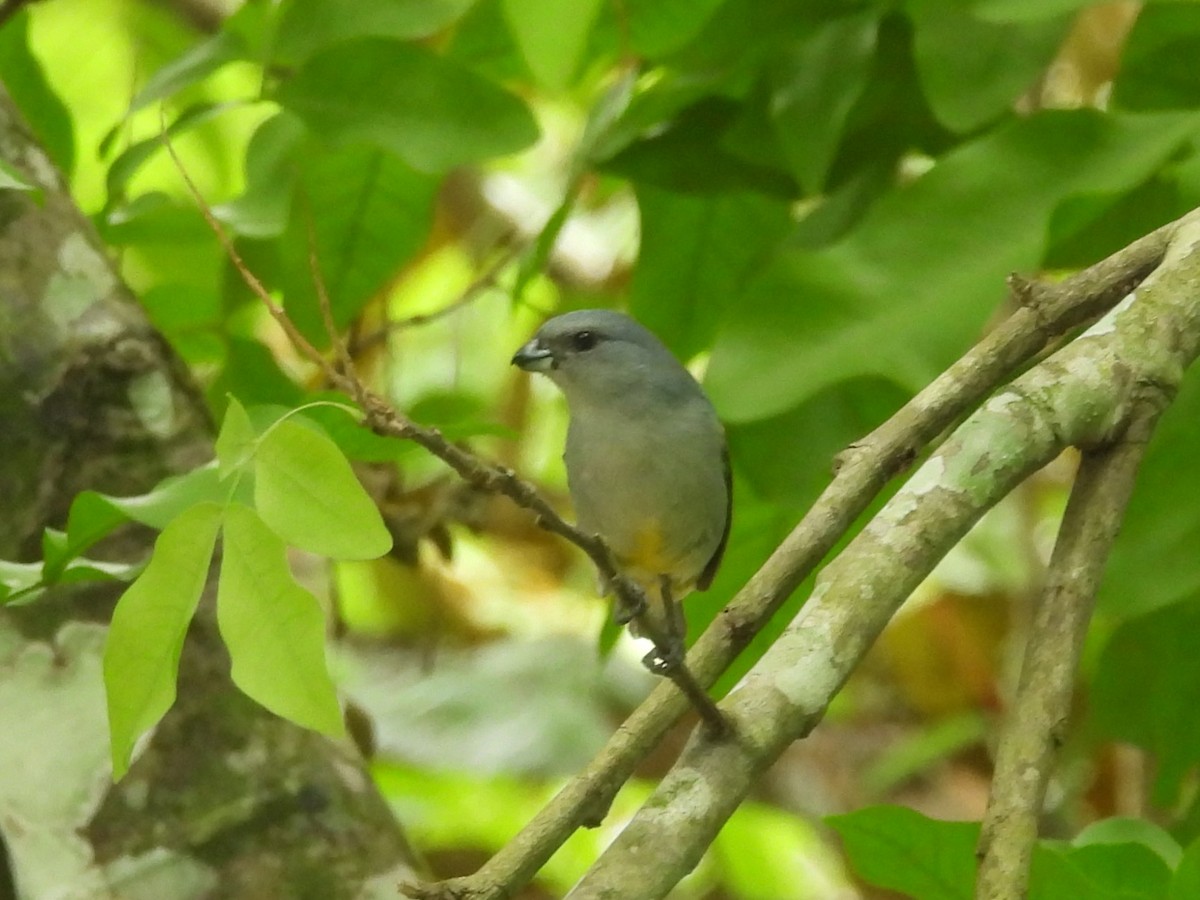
(7, 0, 1200, 895)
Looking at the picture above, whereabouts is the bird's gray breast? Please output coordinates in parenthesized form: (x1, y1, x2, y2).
(563, 395, 727, 587)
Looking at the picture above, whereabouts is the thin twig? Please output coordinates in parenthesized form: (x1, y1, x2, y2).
(974, 402, 1164, 899)
(351, 244, 523, 355)
(158, 114, 328, 371)
(303, 202, 361, 393)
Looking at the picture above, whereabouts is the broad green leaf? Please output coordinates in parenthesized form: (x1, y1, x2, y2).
(1170, 837, 1200, 900)
(1100, 376, 1200, 619)
(1074, 818, 1181, 870)
(104, 502, 223, 779)
(1112, 5, 1200, 112)
(622, 0, 725, 58)
(0, 10, 74, 173)
(968, 0, 1111, 24)
(502, 0, 603, 89)
(254, 418, 392, 560)
(1091, 595, 1200, 805)
(910, 6, 1067, 132)
(217, 505, 344, 734)
(94, 463, 228, 530)
(278, 144, 438, 343)
(769, 13, 879, 191)
(1032, 841, 1171, 900)
(62, 464, 228, 566)
(828, 805, 976, 900)
(211, 112, 305, 238)
(276, 38, 539, 172)
(630, 186, 792, 360)
(215, 396, 255, 480)
(707, 110, 1200, 423)
(601, 98, 797, 196)
(274, 0, 481, 63)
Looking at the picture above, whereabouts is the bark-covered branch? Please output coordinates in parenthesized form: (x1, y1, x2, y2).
(562, 210, 1200, 899)
(974, 399, 1162, 900)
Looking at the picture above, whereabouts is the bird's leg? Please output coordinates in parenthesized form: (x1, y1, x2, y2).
(640, 576, 686, 673)
(612, 578, 647, 625)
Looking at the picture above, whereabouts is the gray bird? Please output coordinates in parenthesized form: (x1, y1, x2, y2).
(512, 309, 732, 658)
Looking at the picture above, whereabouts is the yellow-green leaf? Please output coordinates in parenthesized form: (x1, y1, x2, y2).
(217, 504, 345, 736)
(103, 502, 223, 780)
(254, 418, 392, 560)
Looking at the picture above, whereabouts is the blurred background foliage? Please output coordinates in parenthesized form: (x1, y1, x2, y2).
(8, 0, 1200, 895)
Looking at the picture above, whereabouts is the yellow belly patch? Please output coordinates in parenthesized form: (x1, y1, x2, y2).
(620, 520, 674, 577)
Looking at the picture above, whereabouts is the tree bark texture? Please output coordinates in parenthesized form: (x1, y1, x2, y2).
(0, 87, 420, 899)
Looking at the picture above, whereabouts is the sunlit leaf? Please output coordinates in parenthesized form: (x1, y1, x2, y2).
(104, 502, 223, 779)
(214, 396, 255, 480)
(254, 418, 392, 560)
(217, 504, 344, 735)
(502, 0, 603, 89)
(274, 0, 481, 63)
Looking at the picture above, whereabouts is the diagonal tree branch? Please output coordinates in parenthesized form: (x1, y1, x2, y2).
(402, 208, 1195, 900)
(974, 385, 1166, 898)
(561, 211, 1200, 899)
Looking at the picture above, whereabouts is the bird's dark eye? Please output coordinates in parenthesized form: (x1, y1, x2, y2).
(571, 330, 598, 352)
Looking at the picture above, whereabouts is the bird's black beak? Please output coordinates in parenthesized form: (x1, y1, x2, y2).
(511, 338, 554, 372)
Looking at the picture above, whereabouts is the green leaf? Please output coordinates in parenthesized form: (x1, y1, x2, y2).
(769, 13, 879, 191)
(1170, 837, 1200, 900)
(98, 463, 229, 530)
(910, 6, 1067, 132)
(968, 0, 1111, 23)
(1033, 840, 1171, 900)
(502, 0, 603, 89)
(274, 0, 481, 63)
(217, 505, 345, 734)
(622, 0, 725, 57)
(1074, 818, 1181, 870)
(707, 109, 1200, 423)
(0, 560, 45, 605)
(1091, 595, 1200, 805)
(0, 10, 74, 173)
(278, 144, 438, 344)
(215, 396, 256, 480)
(211, 112, 305, 239)
(601, 98, 797, 196)
(61, 464, 229, 566)
(630, 186, 792, 360)
(127, 29, 245, 113)
(1112, 5, 1200, 112)
(104, 502, 223, 779)
(276, 37, 539, 172)
(254, 418, 392, 560)
(828, 805, 976, 900)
